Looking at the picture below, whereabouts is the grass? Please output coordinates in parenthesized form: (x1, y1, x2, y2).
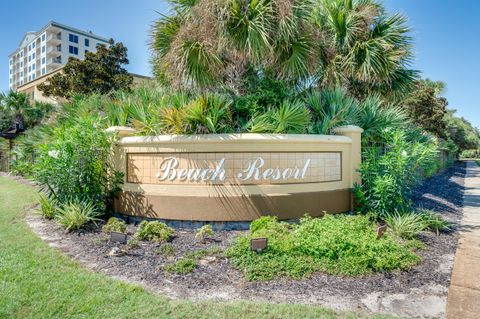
(0, 176, 396, 319)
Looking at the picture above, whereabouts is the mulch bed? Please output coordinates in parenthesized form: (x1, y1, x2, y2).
(23, 162, 467, 318)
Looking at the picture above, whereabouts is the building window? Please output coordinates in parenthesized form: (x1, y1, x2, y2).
(42, 68, 46, 75)
(32, 52, 35, 59)
(42, 45, 46, 53)
(69, 34, 79, 43)
(42, 57, 46, 65)
(85, 49, 89, 54)
(20, 51, 24, 57)
(42, 33, 46, 41)
(85, 38, 90, 47)
(28, 75, 31, 81)
(32, 42, 35, 49)
(28, 44, 31, 51)
(20, 71, 23, 77)
(20, 61, 23, 67)
(32, 74, 35, 80)
(9, 59, 12, 65)
(69, 45, 79, 55)
(28, 56, 31, 62)
(32, 64, 35, 70)
(9, 69, 12, 74)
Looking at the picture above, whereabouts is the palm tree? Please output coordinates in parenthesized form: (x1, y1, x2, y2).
(312, 0, 417, 98)
(150, 0, 417, 98)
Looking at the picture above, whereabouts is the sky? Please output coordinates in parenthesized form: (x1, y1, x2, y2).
(0, 1, 478, 128)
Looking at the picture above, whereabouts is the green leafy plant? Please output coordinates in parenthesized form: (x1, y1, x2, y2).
(384, 212, 426, 239)
(38, 193, 56, 219)
(34, 116, 123, 213)
(135, 221, 174, 243)
(354, 129, 438, 218)
(226, 214, 420, 281)
(195, 224, 214, 243)
(156, 243, 175, 256)
(55, 199, 101, 231)
(163, 258, 197, 274)
(102, 217, 127, 234)
(417, 209, 452, 235)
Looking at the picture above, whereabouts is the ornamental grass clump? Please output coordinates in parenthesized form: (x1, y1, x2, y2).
(135, 220, 174, 243)
(39, 194, 56, 219)
(383, 212, 426, 239)
(226, 215, 420, 281)
(55, 199, 101, 231)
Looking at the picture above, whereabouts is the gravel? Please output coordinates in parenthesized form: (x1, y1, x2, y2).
(24, 161, 467, 318)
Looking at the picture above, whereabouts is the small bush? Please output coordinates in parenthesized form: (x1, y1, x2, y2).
(195, 224, 213, 242)
(184, 246, 223, 260)
(156, 243, 175, 256)
(417, 209, 452, 234)
(226, 215, 420, 281)
(127, 238, 139, 249)
(384, 212, 426, 239)
(55, 199, 100, 231)
(102, 217, 127, 234)
(39, 194, 56, 219)
(164, 258, 196, 274)
(135, 221, 174, 243)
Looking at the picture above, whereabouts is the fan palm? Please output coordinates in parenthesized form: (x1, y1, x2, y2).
(150, 0, 417, 98)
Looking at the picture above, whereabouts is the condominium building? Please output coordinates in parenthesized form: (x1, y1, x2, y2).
(8, 21, 109, 91)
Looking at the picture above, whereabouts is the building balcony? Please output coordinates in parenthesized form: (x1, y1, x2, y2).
(46, 46, 62, 56)
(46, 32, 62, 44)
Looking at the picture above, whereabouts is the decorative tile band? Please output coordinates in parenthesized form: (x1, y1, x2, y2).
(126, 152, 342, 185)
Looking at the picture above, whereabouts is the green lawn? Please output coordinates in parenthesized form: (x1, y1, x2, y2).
(0, 176, 394, 319)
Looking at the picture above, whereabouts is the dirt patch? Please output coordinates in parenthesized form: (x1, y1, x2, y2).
(24, 162, 467, 319)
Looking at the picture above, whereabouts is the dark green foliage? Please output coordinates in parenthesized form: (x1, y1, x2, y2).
(354, 129, 438, 218)
(403, 79, 448, 139)
(135, 221, 174, 243)
(38, 40, 133, 99)
(226, 215, 420, 281)
(0, 91, 53, 132)
(102, 217, 127, 234)
(33, 116, 123, 213)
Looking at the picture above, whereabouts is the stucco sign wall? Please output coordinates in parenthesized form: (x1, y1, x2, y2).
(110, 126, 363, 222)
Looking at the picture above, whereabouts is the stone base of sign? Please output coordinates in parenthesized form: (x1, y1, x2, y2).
(114, 188, 352, 222)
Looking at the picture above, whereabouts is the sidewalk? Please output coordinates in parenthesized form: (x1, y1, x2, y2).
(446, 161, 480, 319)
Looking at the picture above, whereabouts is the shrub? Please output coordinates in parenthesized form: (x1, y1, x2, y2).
(55, 199, 101, 231)
(384, 212, 426, 239)
(226, 215, 420, 281)
(417, 209, 452, 235)
(39, 194, 56, 219)
(102, 217, 127, 234)
(195, 224, 214, 243)
(355, 129, 438, 218)
(34, 116, 123, 213)
(156, 243, 175, 256)
(127, 238, 140, 249)
(184, 246, 223, 260)
(164, 258, 196, 274)
(135, 220, 174, 243)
